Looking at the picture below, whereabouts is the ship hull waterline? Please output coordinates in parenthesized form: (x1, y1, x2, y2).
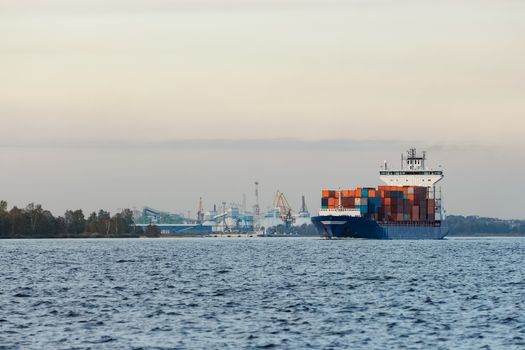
(311, 215, 448, 240)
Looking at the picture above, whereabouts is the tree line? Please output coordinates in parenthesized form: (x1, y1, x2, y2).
(266, 223, 319, 236)
(447, 215, 525, 235)
(2, 201, 523, 238)
(268, 217, 525, 236)
(0, 201, 160, 239)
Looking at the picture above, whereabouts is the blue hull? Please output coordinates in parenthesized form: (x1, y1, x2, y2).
(311, 216, 448, 240)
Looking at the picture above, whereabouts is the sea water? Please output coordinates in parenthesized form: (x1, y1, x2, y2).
(1, 237, 524, 349)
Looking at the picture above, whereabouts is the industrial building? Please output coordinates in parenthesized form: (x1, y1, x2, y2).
(134, 186, 311, 236)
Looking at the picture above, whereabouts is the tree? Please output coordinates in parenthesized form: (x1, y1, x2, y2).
(145, 225, 161, 237)
(64, 209, 86, 236)
(85, 212, 98, 233)
(56, 216, 67, 236)
(9, 206, 30, 237)
(37, 210, 59, 237)
(111, 213, 126, 235)
(0, 203, 146, 238)
(20, 203, 59, 238)
(0, 201, 11, 238)
(120, 209, 134, 231)
(106, 209, 136, 236)
(25, 203, 44, 235)
(97, 210, 111, 236)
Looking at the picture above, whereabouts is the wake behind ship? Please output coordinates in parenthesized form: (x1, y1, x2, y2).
(311, 149, 448, 239)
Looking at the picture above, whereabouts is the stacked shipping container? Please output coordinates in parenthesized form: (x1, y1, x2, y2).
(321, 186, 437, 222)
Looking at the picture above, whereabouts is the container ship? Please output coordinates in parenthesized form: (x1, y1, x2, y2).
(311, 148, 448, 239)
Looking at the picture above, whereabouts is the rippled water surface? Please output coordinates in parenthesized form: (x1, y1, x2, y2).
(1, 237, 524, 349)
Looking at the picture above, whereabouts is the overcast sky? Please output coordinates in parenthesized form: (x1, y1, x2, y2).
(1, 0, 524, 219)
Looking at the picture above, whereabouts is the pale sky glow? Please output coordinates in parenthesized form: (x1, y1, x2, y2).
(1, 0, 524, 218)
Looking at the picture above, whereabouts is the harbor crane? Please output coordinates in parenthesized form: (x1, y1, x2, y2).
(273, 190, 295, 227)
(197, 197, 204, 224)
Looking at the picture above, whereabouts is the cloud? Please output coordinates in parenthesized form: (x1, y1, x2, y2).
(0, 137, 487, 153)
(0, 0, 374, 14)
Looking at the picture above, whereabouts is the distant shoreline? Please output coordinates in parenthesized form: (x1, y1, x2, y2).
(448, 233, 525, 238)
(2, 233, 524, 240)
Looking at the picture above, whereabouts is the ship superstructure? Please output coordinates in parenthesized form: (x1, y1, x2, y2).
(380, 148, 444, 222)
(312, 149, 448, 239)
(379, 148, 444, 187)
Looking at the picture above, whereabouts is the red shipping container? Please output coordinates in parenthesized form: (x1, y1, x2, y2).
(342, 198, 354, 208)
(427, 199, 436, 214)
(412, 206, 419, 221)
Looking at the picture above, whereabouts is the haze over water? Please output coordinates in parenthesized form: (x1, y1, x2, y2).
(2, 237, 524, 349)
(1, 0, 525, 219)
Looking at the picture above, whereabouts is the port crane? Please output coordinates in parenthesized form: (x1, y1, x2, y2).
(213, 202, 232, 233)
(197, 197, 204, 224)
(273, 190, 295, 227)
